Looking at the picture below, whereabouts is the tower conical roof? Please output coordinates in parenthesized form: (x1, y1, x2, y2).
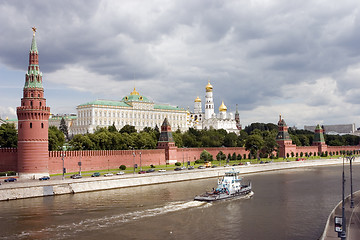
(30, 28, 38, 53)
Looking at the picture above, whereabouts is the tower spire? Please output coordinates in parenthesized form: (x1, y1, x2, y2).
(17, 29, 50, 179)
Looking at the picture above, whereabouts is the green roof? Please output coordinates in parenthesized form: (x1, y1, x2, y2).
(50, 115, 77, 120)
(78, 99, 131, 108)
(31, 34, 38, 53)
(154, 104, 184, 111)
(121, 94, 151, 103)
(24, 75, 43, 89)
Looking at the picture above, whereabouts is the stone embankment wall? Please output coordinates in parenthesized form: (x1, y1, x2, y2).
(0, 158, 349, 201)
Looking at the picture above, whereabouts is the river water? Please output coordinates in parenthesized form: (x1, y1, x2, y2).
(1, 164, 359, 240)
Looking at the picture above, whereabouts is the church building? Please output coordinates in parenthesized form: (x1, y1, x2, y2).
(189, 81, 239, 133)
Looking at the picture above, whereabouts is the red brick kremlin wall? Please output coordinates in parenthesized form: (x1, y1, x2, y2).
(48, 149, 166, 174)
(0, 148, 17, 171)
(1, 145, 360, 173)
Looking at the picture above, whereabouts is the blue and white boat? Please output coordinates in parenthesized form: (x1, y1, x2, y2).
(194, 170, 253, 202)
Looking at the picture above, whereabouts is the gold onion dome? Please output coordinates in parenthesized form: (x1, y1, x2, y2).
(194, 96, 201, 102)
(219, 101, 227, 112)
(205, 80, 213, 92)
(130, 87, 139, 95)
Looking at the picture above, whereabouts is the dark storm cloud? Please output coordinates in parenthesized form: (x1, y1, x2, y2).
(1, 0, 360, 126)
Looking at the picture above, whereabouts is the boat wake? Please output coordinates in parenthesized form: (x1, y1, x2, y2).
(5, 201, 210, 240)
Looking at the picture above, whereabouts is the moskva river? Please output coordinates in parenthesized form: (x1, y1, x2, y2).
(1, 164, 359, 240)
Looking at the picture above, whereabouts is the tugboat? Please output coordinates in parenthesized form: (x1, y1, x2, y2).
(194, 169, 253, 202)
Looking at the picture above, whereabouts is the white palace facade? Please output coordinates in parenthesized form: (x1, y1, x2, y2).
(72, 88, 188, 134)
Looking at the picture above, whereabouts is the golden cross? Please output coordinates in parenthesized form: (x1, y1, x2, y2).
(32, 26, 37, 35)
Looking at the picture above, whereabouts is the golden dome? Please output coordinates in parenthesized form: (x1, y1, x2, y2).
(205, 80, 213, 92)
(194, 96, 201, 102)
(219, 101, 227, 112)
(130, 87, 139, 96)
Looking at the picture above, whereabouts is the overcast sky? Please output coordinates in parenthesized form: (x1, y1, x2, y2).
(1, 0, 360, 129)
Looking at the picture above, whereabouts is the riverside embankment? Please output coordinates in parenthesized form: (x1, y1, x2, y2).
(320, 190, 360, 240)
(0, 158, 353, 201)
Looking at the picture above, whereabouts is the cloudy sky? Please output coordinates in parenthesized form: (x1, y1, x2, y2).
(1, 0, 360, 129)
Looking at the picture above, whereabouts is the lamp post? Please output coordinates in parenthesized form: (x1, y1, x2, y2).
(349, 155, 355, 208)
(61, 150, 65, 180)
(140, 151, 142, 171)
(340, 155, 346, 240)
(132, 151, 136, 174)
(78, 148, 82, 175)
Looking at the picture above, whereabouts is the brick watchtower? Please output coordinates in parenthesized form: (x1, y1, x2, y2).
(313, 124, 327, 154)
(276, 114, 296, 158)
(157, 118, 178, 164)
(16, 28, 50, 179)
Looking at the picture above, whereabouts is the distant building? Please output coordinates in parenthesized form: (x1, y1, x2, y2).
(72, 88, 188, 134)
(304, 124, 355, 135)
(49, 114, 77, 136)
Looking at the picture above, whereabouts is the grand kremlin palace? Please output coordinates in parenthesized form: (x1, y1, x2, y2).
(71, 88, 189, 134)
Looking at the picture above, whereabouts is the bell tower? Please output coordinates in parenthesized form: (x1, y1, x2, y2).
(16, 28, 50, 179)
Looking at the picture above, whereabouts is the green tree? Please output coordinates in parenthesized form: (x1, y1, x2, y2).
(232, 152, 237, 160)
(108, 123, 117, 133)
(0, 123, 17, 148)
(200, 150, 213, 162)
(59, 117, 69, 140)
(120, 125, 137, 134)
(245, 134, 264, 158)
(173, 131, 183, 147)
(237, 130, 248, 147)
(48, 126, 65, 151)
(262, 135, 278, 156)
(224, 132, 238, 147)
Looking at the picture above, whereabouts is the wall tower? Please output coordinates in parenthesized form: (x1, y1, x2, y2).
(157, 118, 177, 164)
(235, 104, 241, 130)
(313, 124, 327, 154)
(204, 80, 214, 119)
(16, 28, 50, 179)
(276, 115, 296, 158)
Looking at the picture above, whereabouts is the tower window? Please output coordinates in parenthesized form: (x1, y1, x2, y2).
(30, 123, 32, 128)
(30, 101, 33, 106)
(40, 102, 42, 107)
(41, 123, 44, 128)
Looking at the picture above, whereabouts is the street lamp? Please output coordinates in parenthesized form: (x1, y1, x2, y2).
(140, 151, 142, 171)
(340, 155, 346, 240)
(61, 148, 66, 180)
(348, 155, 355, 208)
(133, 151, 136, 174)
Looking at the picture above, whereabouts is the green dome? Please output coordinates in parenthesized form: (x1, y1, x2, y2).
(121, 88, 151, 103)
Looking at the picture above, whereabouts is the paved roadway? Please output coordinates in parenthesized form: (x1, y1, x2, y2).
(322, 190, 360, 239)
